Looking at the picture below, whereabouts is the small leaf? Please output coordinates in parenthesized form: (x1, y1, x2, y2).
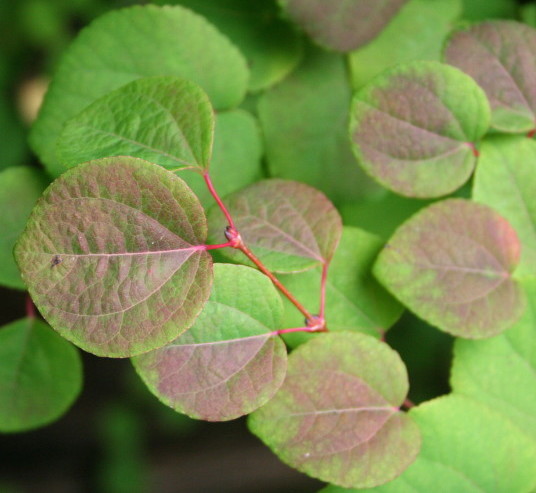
(0, 317, 82, 432)
(57, 76, 215, 172)
(444, 20, 536, 133)
(350, 61, 490, 198)
(133, 264, 287, 421)
(279, 0, 408, 52)
(374, 199, 524, 338)
(14, 156, 213, 358)
(0, 166, 48, 290)
(249, 332, 420, 489)
(208, 179, 343, 273)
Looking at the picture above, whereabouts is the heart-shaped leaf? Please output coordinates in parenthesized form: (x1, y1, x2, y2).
(208, 179, 343, 273)
(279, 0, 408, 52)
(374, 199, 524, 338)
(14, 156, 213, 358)
(0, 317, 82, 432)
(444, 20, 536, 133)
(133, 264, 287, 421)
(350, 61, 490, 198)
(57, 76, 215, 172)
(249, 332, 420, 489)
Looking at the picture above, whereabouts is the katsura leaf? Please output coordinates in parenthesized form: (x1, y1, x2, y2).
(133, 264, 287, 421)
(444, 20, 536, 133)
(279, 0, 408, 52)
(57, 76, 215, 172)
(0, 317, 82, 432)
(208, 179, 343, 273)
(374, 199, 524, 338)
(350, 61, 490, 198)
(249, 332, 420, 489)
(14, 156, 213, 358)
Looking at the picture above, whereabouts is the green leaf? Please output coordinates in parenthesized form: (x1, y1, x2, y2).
(152, 0, 302, 92)
(348, 0, 462, 89)
(0, 317, 82, 432)
(350, 61, 490, 198)
(133, 264, 287, 421)
(259, 43, 382, 205)
(278, 227, 403, 348)
(0, 166, 49, 290)
(473, 136, 536, 277)
(14, 156, 213, 358)
(30, 5, 249, 175)
(374, 199, 524, 338)
(57, 76, 215, 172)
(279, 0, 408, 52)
(522, 4, 536, 28)
(461, 0, 517, 20)
(249, 332, 420, 489)
(208, 179, 343, 273)
(321, 395, 536, 493)
(0, 94, 27, 170)
(444, 20, 536, 133)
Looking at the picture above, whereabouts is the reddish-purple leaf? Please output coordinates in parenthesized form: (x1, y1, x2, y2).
(444, 20, 536, 133)
(14, 157, 212, 358)
(133, 264, 287, 421)
(279, 0, 408, 52)
(249, 332, 420, 489)
(374, 199, 524, 338)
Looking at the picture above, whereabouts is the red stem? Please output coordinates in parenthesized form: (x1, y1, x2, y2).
(202, 241, 235, 251)
(403, 398, 415, 410)
(203, 171, 235, 229)
(26, 295, 36, 319)
(528, 128, 536, 138)
(270, 326, 322, 336)
(319, 262, 329, 319)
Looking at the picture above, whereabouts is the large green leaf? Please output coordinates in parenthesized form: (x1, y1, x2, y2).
(30, 5, 249, 175)
(57, 76, 215, 172)
(350, 61, 490, 198)
(0, 317, 82, 432)
(133, 264, 287, 421)
(0, 166, 49, 290)
(374, 199, 524, 338)
(461, 0, 517, 20)
(249, 332, 420, 489)
(14, 156, 213, 358)
(0, 94, 27, 170)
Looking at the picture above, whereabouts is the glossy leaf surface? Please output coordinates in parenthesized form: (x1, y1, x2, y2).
(30, 5, 249, 175)
(57, 76, 215, 171)
(350, 61, 490, 197)
(133, 264, 287, 421)
(374, 199, 524, 338)
(249, 332, 420, 489)
(15, 157, 212, 358)
(444, 20, 536, 133)
(0, 317, 82, 432)
(279, 0, 408, 52)
(208, 179, 343, 273)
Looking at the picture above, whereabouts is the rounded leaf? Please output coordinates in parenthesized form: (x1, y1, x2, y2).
(14, 156, 213, 358)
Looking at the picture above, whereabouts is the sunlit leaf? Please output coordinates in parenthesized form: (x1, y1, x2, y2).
(14, 156, 213, 358)
(133, 264, 287, 421)
(249, 332, 420, 489)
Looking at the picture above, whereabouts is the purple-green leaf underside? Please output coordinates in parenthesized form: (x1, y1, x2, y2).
(444, 20, 536, 134)
(208, 179, 343, 273)
(133, 264, 287, 421)
(374, 198, 524, 338)
(350, 61, 490, 198)
(249, 332, 420, 489)
(14, 156, 212, 358)
(279, 0, 408, 52)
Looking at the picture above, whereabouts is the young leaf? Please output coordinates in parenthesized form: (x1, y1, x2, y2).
(0, 166, 48, 290)
(208, 179, 343, 273)
(14, 156, 213, 358)
(57, 76, 215, 172)
(444, 20, 536, 133)
(0, 317, 82, 432)
(473, 136, 536, 276)
(279, 0, 408, 52)
(30, 5, 249, 175)
(374, 199, 524, 338)
(133, 264, 287, 421)
(249, 332, 421, 489)
(350, 61, 490, 198)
